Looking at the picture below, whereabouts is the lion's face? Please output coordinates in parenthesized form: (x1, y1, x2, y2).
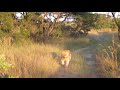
(61, 50, 71, 59)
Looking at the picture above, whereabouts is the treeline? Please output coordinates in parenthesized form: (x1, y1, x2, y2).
(0, 12, 117, 43)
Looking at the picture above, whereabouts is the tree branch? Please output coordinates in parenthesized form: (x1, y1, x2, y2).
(111, 12, 120, 28)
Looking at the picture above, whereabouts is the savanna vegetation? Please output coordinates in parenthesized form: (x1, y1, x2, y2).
(0, 12, 120, 78)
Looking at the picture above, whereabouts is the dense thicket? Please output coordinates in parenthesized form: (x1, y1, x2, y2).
(0, 12, 117, 43)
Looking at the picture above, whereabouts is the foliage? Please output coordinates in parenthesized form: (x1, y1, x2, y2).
(68, 12, 97, 37)
(0, 54, 13, 71)
(0, 12, 117, 42)
(93, 14, 112, 29)
(0, 12, 14, 33)
(96, 36, 120, 78)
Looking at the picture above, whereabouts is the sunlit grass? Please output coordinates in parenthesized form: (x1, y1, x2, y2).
(0, 43, 62, 78)
(67, 52, 89, 78)
(0, 37, 90, 78)
(48, 37, 97, 51)
(96, 36, 120, 78)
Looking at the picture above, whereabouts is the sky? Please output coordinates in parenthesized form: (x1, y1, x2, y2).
(16, 12, 22, 19)
(16, 12, 69, 21)
(92, 12, 120, 18)
(16, 12, 120, 21)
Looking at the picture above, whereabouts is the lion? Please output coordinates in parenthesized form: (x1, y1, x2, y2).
(60, 50, 71, 67)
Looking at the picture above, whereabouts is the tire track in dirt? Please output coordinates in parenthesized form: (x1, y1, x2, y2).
(80, 48, 99, 78)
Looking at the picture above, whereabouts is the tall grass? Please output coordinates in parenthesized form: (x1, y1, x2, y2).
(0, 36, 90, 78)
(96, 36, 120, 78)
(0, 43, 62, 78)
(48, 37, 96, 51)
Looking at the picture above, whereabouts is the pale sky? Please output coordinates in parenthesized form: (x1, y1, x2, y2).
(15, 12, 120, 21)
(92, 12, 120, 18)
(16, 12, 22, 19)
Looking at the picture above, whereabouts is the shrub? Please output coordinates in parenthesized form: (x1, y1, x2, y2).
(0, 54, 12, 71)
(96, 36, 120, 78)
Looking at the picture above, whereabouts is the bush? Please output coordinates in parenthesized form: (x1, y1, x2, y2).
(96, 36, 120, 78)
(52, 28, 63, 38)
(0, 12, 14, 33)
(0, 54, 12, 71)
(0, 54, 17, 78)
(0, 30, 7, 38)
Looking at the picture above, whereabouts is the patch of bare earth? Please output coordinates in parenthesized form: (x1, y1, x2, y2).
(81, 48, 99, 78)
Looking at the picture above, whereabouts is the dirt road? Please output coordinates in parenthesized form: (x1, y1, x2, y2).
(54, 31, 117, 78)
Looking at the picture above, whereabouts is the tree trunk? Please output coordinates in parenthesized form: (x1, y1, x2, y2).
(111, 12, 120, 41)
(118, 28, 120, 41)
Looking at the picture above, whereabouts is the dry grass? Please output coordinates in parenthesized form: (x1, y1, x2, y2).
(2, 29, 117, 78)
(67, 52, 89, 78)
(89, 29, 117, 35)
(0, 43, 62, 78)
(0, 37, 89, 78)
(48, 37, 93, 51)
(96, 36, 120, 78)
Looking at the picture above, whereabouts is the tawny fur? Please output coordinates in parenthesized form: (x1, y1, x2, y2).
(60, 50, 71, 67)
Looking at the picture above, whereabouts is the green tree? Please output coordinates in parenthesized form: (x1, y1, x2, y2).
(111, 12, 120, 41)
(93, 14, 111, 29)
(0, 12, 14, 33)
(67, 12, 97, 37)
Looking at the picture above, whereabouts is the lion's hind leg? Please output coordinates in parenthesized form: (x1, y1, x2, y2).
(65, 60, 70, 67)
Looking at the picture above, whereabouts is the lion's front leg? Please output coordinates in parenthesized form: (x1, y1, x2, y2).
(61, 60, 65, 66)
